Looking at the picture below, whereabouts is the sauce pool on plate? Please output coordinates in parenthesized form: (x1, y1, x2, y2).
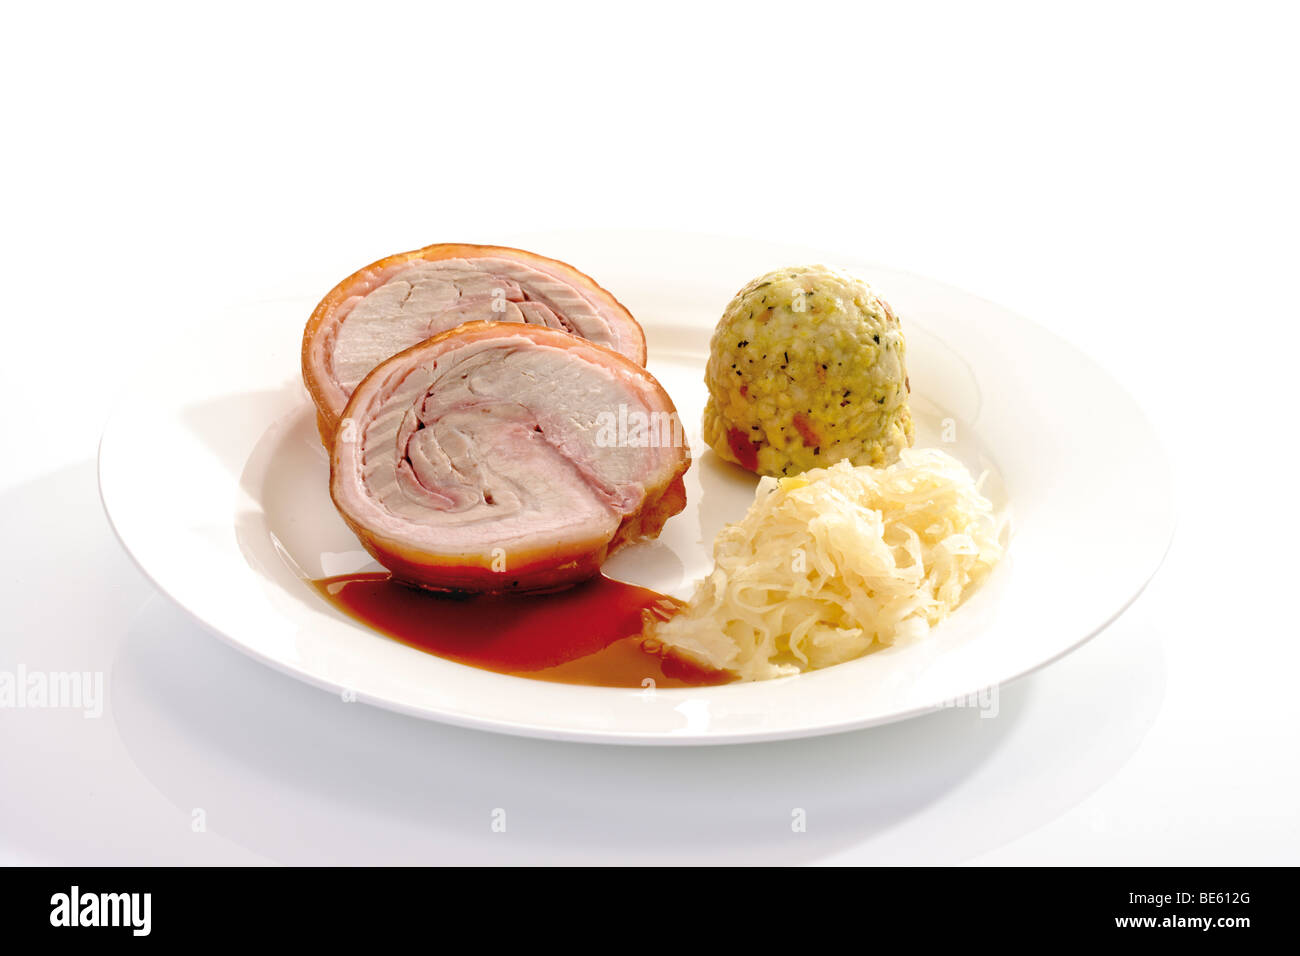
(310, 573, 731, 688)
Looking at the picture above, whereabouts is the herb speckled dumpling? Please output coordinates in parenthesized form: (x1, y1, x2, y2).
(702, 265, 913, 477)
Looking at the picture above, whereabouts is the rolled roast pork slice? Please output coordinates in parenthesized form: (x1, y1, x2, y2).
(303, 243, 646, 445)
(330, 322, 689, 593)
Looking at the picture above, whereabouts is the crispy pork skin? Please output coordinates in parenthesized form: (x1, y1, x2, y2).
(330, 322, 689, 593)
(303, 243, 645, 445)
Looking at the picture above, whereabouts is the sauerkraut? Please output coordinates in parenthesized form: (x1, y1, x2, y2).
(647, 448, 1004, 681)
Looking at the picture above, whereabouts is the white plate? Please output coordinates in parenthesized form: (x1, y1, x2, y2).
(98, 230, 1174, 744)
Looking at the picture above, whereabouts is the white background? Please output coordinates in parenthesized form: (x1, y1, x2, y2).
(2, 0, 1296, 864)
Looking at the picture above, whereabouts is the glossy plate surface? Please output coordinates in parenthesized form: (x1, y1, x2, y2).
(99, 231, 1174, 744)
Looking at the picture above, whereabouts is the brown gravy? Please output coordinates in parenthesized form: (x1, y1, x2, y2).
(311, 572, 731, 688)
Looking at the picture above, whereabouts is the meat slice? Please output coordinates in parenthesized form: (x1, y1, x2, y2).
(330, 322, 690, 593)
(302, 243, 646, 445)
